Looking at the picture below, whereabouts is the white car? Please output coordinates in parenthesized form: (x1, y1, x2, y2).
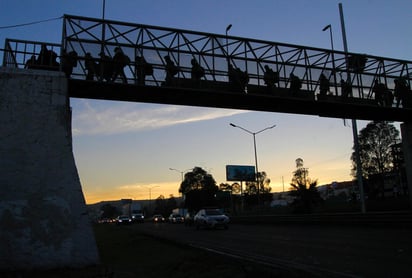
(194, 209, 229, 230)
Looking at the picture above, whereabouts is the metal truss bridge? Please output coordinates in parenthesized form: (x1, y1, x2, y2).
(2, 14, 412, 122)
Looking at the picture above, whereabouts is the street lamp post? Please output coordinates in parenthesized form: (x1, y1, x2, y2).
(322, 24, 338, 95)
(100, 0, 107, 57)
(225, 24, 232, 81)
(225, 24, 232, 57)
(230, 123, 276, 207)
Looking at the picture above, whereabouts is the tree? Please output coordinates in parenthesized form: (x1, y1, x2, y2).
(179, 167, 218, 210)
(289, 179, 322, 213)
(154, 195, 166, 214)
(154, 194, 177, 216)
(351, 121, 400, 178)
(244, 171, 272, 194)
(243, 171, 272, 206)
(291, 158, 308, 185)
(289, 158, 322, 213)
(179, 167, 217, 194)
(166, 195, 177, 210)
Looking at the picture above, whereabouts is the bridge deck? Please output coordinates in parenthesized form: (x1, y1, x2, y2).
(69, 79, 411, 121)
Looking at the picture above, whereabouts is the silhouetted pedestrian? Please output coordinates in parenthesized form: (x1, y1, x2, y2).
(112, 47, 130, 83)
(191, 58, 205, 81)
(289, 73, 302, 95)
(239, 68, 249, 92)
(341, 79, 352, 98)
(164, 55, 179, 85)
(373, 80, 386, 106)
(228, 64, 237, 86)
(319, 73, 330, 96)
(85, 52, 97, 81)
(228, 64, 248, 92)
(135, 55, 152, 85)
(98, 52, 113, 82)
(25, 55, 37, 69)
(61, 50, 78, 78)
(38, 44, 52, 67)
(394, 78, 410, 108)
(263, 65, 278, 91)
(37, 44, 59, 70)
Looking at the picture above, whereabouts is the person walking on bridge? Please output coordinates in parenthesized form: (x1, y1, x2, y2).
(112, 47, 130, 84)
(164, 55, 179, 86)
(319, 73, 330, 96)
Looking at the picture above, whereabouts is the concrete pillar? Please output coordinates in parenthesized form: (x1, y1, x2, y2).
(401, 122, 412, 209)
(0, 67, 99, 270)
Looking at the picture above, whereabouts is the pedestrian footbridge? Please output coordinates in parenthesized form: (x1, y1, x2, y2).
(2, 14, 412, 121)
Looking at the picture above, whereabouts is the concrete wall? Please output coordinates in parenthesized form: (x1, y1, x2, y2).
(0, 67, 99, 270)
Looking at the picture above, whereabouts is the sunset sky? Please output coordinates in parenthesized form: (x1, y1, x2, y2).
(1, 0, 411, 204)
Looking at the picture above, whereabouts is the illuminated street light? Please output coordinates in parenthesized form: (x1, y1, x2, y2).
(229, 123, 276, 207)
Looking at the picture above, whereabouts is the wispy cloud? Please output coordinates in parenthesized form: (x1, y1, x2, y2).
(71, 100, 246, 136)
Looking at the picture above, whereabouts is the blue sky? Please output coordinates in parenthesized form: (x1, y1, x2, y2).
(1, 0, 411, 204)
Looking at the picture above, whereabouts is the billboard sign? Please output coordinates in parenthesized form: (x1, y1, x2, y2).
(226, 165, 255, 181)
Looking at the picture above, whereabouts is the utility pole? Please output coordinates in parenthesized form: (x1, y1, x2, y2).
(339, 2, 366, 213)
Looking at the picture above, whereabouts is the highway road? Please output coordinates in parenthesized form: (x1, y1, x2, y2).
(133, 222, 412, 277)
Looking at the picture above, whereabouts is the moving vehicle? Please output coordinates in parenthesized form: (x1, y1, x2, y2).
(152, 214, 165, 223)
(168, 213, 184, 223)
(184, 211, 195, 226)
(116, 215, 132, 225)
(132, 213, 145, 223)
(194, 209, 229, 230)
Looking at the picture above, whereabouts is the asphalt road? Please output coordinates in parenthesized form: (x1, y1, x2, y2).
(133, 222, 412, 277)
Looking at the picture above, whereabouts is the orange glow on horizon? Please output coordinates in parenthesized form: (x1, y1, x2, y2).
(83, 173, 352, 205)
(82, 181, 181, 205)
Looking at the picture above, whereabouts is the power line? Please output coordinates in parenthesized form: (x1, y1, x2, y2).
(0, 16, 63, 30)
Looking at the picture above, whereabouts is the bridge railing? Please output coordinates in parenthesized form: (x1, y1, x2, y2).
(2, 15, 412, 110)
(2, 38, 61, 71)
(61, 14, 412, 106)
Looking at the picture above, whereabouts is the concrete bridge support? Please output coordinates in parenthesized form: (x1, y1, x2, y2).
(0, 68, 99, 270)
